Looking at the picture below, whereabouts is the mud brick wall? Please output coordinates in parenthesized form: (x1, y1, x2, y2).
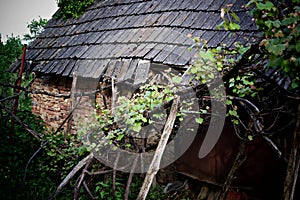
(31, 76, 111, 133)
(31, 76, 72, 132)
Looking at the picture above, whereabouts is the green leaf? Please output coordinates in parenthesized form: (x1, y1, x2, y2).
(230, 12, 240, 22)
(117, 134, 124, 141)
(267, 43, 286, 55)
(172, 76, 182, 84)
(199, 50, 216, 61)
(132, 123, 142, 132)
(248, 135, 254, 141)
(229, 23, 241, 30)
(296, 42, 300, 53)
(195, 117, 204, 124)
(257, 1, 274, 11)
(228, 109, 238, 117)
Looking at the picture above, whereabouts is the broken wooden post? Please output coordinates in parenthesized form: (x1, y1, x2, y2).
(137, 96, 180, 200)
(283, 102, 300, 200)
(67, 72, 78, 134)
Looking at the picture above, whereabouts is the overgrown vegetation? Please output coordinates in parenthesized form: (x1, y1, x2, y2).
(0, 0, 299, 199)
(55, 0, 95, 19)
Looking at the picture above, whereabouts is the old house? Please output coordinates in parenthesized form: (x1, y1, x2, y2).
(9, 0, 257, 130)
(10, 0, 294, 199)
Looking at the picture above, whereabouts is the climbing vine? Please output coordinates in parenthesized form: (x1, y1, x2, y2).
(248, 0, 300, 89)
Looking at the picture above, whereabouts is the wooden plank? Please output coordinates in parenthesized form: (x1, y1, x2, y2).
(51, 59, 68, 74)
(56, 60, 70, 75)
(67, 71, 77, 134)
(123, 59, 139, 80)
(144, 44, 166, 60)
(117, 59, 132, 81)
(153, 45, 176, 63)
(62, 60, 76, 77)
(92, 60, 110, 78)
(137, 96, 180, 200)
(134, 60, 150, 84)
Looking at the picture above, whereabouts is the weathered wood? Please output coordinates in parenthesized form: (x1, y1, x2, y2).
(51, 154, 93, 200)
(283, 102, 300, 200)
(137, 96, 180, 200)
(67, 72, 78, 134)
(134, 60, 150, 85)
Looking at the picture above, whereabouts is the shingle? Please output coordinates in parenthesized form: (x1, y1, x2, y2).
(123, 59, 139, 80)
(41, 61, 55, 73)
(33, 61, 46, 72)
(144, 27, 165, 42)
(105, 59, 118, 77)
(134, 60, 150, 84)
(153, 45, 176, 62)
(89, 59, 109, 78)
(182, 11, 202, 28)
(208, 31, 229, 47)
(196, 0, 214, 10)
(129, 43, 149, 57)
(144, 43, 166, 60)
(58, 46, 78, 59)
(135, 43, 156, 57)
(117, 59, 132, 81)
(68, 60, 81, 77)
(171, 11, 190, 26)
(114, 43, 138, 58)
(51, 59, 69, 74)
(116, 28, 139, 43)
(163, 46, 190, 65)
(158, 11, 180, 26)
(139, 13, 162, 27)
(120, 44, 139, 58)
(201, 13, 222, 29)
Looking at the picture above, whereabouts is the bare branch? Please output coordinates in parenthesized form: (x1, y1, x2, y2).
(74, 156, 93, 200)
(124, 156, 138, 200)
(50, 153, 94, 199)
(83, 181, 96, 200)
(4, 107, 42, 140)
(217, 143, 247, 200)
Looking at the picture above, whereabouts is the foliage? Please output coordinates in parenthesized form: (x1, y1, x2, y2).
(247, 0, 300, 89)
(23, 17, 48, 43)
(55, 0, 95, 19)
(0, 36, 22, 98)
(0, 34, 83, 199)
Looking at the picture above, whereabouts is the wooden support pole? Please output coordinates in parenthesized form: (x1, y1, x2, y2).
(283, 102, 300, 200)
(67, 72, 78, 135)
(137, 96, 180, 200)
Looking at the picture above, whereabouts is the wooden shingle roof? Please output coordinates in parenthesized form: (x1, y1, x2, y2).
(10, 0, 258, 79)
